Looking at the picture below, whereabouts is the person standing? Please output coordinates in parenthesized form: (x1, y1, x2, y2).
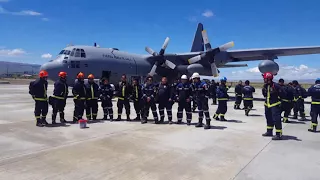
(307, 78, 320, 132)
(132, 78, 143, 121)
(72, 72, 86, 123)
(85, 74, 100, 121)
(209, 79, 217, 105)
(51, 71, 68, 124)
(141, 76, 159, 124)
(278, 78, 294, 123)
(99, 78, 114, 120)
(234, 80, 243, 109)
(242, 80, 255, 116)
(157, 77, 173, 124)
(292, 80, 307, 120)
(213, 77, 229, 121)
(115, 74, 132, 121)
(175, 75, 193, 125)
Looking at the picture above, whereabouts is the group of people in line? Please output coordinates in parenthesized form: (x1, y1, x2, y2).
(28, 70, 320, 140)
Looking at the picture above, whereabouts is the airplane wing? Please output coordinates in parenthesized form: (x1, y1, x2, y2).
(219, 64, 248, 68)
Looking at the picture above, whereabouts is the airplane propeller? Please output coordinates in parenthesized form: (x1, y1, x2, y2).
(145, 37, 176, 76)
(188, 30, 234, 77)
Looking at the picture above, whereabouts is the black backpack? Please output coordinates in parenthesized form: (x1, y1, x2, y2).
(29, 81, 35, 95)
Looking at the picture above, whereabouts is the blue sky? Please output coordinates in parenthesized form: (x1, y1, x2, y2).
(1, 0, 320, 79)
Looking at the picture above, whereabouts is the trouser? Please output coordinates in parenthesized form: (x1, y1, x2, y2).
(52, 98, 66, 121)
(281, 101, 292, 122)
(192, 99, 197, 111)
(86, 99, 98, 120)
(143, 101, 158, 121)
(310, 104, 320, 129)
(211, 95, 217, 104)
(133, 100, 142, 119)
(177, 101, 192, 122)
(294, 99, 305, 117)
(234, 95, 242, 108)
(215, 100, 228, 118)
(73, 99, 85, 121)
(158, 100, 173, 121)
(265, 105, 282, 135)
(197, 98, 210, 122)
(102, 99, 113, 119)
(244, 100, 253, 115)
(34, 100, 48, 122)
(117, 99, 130, 116)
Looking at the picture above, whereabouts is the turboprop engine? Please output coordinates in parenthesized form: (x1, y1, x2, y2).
(258, 60, 279, 75)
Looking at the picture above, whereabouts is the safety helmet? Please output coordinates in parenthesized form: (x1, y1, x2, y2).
(220, 77, 227, 82)
(192, 72, 200, 79)
(245, 80, 250, 84)
(316, 78, 320, 82)
(181, 75, 188, 80)
(58, 71, 67, 78)
(39, 70, 48, 78)
(77, 72, 85, 79)
(292, 80, 298, 85)
(262, 72, 273, 80)
(88, 74, 94, 79)
(279, 78, 284, 83)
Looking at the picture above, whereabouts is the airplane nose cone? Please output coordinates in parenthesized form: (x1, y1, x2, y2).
(40, 61, 63, 81)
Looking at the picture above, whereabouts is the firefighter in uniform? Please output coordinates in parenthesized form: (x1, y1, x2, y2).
(213, 77, 229, 121)
(85, 74, 99, 120)
(176, 75, 193, 125)
(242, 80, 255, 116)
(209, 79, 217, 105)
(115, 74, 132, 121)
(234, 80, 243, 109)
(262, 72, 285, 140)
(278, 78, 294, 123)
(72, 72, 86, 123)
(157, 77, 173, 124)
(189, 76, 197, 112)
(141, 76, 158, 124)
(29, 70, 49, 127)
(307, 78, 320, 132)
(51, 71, 68, 124)
(292, 80, 306, 120)
(99, 78, 114, 120)
(192, 73, 211, 129)
(132, 78, 143, 121)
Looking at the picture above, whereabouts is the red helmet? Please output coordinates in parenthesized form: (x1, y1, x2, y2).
(77, 72, 85, 79)
(88, 74, 94, 79)
(263, 72, 273, 80)
(39, 70, 48, 78)
(59, 71, 67, 78)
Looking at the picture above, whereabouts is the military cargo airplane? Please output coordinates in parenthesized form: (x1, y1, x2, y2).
(40, 23, 320, 86)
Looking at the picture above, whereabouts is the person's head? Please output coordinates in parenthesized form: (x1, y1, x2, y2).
(292, 80, 298, 87)
(262, 72, 273, 84)
(88, 74, 94, 83)
(238, 80, 242, 85)
(77, 72, 85, 82)
(220, 77, 227, 85)
(181, 74, 188, 83)
(245, 80, 250, 85)
(161, 77, 167, 84)
(132, 79, 138, 85)
(39, 70, 48, 81)
(121, 74, 127, 82)
(146, 76, 153, 85)
(58, 71, 67, 81)
(211, 79, 215, 84)
(316, 78, 320, 84)
(192, 72, 200, 83)
(278, 78, 284, 86)
(102, 78, 109, 85)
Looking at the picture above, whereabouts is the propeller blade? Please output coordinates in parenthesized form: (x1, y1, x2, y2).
(210, 63, 219, 77)
(218, 41, 234, 51)
(149, 64, 157, 76)
(188, 55, 202, 64)
(145, 47, 157, 56)
(164, 60, 176, 69)
(202, 30, 212, 50)
(161, 37, 170, 50)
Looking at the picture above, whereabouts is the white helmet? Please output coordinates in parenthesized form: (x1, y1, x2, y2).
(192, 72, 200, 79)
(181, 74, 188, 80)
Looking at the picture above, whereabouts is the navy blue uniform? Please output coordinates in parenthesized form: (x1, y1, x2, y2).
(194, 81, 211, 127)
(190, 82, 197, 111)
(51, 79, 68, 123)
(85, 82, 100, 120)
(293, 85, 306, 119)
(214, 84, 229, 120)
(72, 80, 86, 122)
(234, 84, 243, 109)
(279, 84, 294, 123)
(115, 81, 132, 120)
(308, 83, 320, 131)
(99, 83, 114, 120)
(29, 78, 48, 126)
(142, 83, 158, 123)
(262, 82, 285, 136)
(242, 85, 255, 115)
(209, 82, 217, 105)
(175, 82, 193, 123)
(132, 84, 143, 120)
(157, 83, 173, 122)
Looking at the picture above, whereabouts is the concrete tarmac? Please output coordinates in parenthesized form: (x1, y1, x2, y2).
(0, 85, 319, 180)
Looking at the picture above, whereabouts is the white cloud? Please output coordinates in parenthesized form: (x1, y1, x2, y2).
(41, 53, 52, 59)
(0, 48, 26, 56)
(202, 10, 214, 18)
(0, 6, 42, 16)
(229, 64, 320, 80)
(41, 17, 49, 21)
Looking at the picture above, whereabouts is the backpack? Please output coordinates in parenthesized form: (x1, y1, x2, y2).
(29, 81, 35, 95)
(300, 87, 308, 98)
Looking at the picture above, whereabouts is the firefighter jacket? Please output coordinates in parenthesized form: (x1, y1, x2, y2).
(157, 83, 172, 102)
(193, 81, 210, 99)
(142, 83, 157, 101)
(132, 84, 143, 102)
(85, 82, 100, 100)
(279, 84, 294, 102)
(209, 83, 217, 97)
(53, 79, 68, 100)
(242, 85, 255, 100)
(308, 84, 320, 105)
(216, 84, 229, 101)
(175, 82, 193, 101)
(262, 82, 285, 108)
(29, 78, 48, 101)
(99, 84, 114, 100)
(72, 80, 86, 100)
(115, 81, 132, 100)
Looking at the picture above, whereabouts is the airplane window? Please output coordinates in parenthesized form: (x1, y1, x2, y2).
(71, 61, 76, 68)
(64, 50, 71, 55)
(59, 50, 65, 55)
(81, 49, 86, 58)
(75, 49, 81, 57)
(75, 61, 80, 68)
(70, 48, 76, 56)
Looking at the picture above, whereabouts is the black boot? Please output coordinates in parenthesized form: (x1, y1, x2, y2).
(126, 114, 131, 121)
(41, 117, 49, 126)
(60, 112, 66, 123)
(308, 124, 317, 133)
(168, 120, 173, 125)
(36, 118, 44, 127)
(159, 117, 164, 124)
(73, 117, 78, 124)
(52, 114, 57, 124)
(245, 109, 249, 116)
(103, 115, 108, 120)
(116, 115, 121, 121)
(292, 114, 298, 119)
(195, 120, 203, 127)
(272, 132, 283, 140)
(93, 115, 97, 120)
(141, 119, 147, 124)
(300, 114, 306, 121)
(109, 115, 113, 121)
(204, 119, 211, 129)
(134, 114, 141, 121)
(282, 117, 290, 123)
(262, 129, 273, 137)
(234, 104, 237, 109)
(187, 120, 191, 126)
(177, 120, 182, 124)
(220, 116, 227, 122)
(213, 114, 219, 121)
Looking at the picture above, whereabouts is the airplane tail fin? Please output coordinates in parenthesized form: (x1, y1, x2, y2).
(190, 23, 204, 52)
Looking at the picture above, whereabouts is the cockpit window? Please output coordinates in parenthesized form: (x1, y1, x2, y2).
(70, 48, 76, 56)
(75, 49, 81, 57)
(63, 50, 71, 55)
(81, 49, 86, 58)
(59, 50, 65, 55)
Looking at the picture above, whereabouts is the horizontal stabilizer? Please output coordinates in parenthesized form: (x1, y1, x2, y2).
(219, 64, 248, 68)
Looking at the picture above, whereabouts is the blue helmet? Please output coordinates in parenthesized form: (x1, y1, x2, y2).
(220, 77, 227, 82)
(316, 78, 320, 82)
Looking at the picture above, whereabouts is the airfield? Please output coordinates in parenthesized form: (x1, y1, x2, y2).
(0, 84, 319, 180)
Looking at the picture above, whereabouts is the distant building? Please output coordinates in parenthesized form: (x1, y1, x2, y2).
(0, 61, 40, 77)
